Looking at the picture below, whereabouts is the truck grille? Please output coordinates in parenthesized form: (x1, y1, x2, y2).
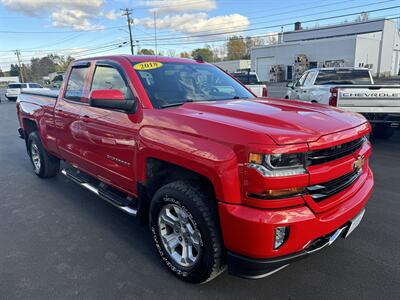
(306, 170, 361, 202)
(307, 137, 364, 166)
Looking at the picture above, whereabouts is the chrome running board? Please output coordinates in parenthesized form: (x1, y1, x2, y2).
(61, 168, 137, 216)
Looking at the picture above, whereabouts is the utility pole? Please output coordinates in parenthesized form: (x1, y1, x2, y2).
(14, 50, 24, 83)
(121, 8, 134, 55)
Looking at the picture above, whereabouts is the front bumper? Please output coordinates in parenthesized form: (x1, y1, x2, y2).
(227, 217, 356, 278)
(219, 167, 373, 278)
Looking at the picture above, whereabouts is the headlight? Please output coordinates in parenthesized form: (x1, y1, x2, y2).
(248, 152, 306, 177)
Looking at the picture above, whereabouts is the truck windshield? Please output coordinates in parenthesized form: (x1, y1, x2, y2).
(133, 61, 255, 108)
(315, 69, 372, 85)
(232, 74, 260, 85)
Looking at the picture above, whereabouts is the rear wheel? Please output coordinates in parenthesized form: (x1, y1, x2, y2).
(28, 132, 60, 178)
(150, 181, 224, 283)
(373, 124, 395, 139)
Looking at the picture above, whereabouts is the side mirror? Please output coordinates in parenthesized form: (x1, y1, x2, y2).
(286, 82, 295, 88)
(90, 89, 136, 112)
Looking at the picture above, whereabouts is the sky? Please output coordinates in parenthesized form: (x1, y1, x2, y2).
(0, 0, 399, 71)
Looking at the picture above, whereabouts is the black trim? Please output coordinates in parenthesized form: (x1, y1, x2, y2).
(18, 127, 25, 139)
(307, 137, 364, 166)
(227, 250, 309, 279)
(227, 223, 352, 279)
(72, 61, 91, 68)
(90, 98, 136, 112)
(307, 170, 361, 202)
(136, 182, 151, 225)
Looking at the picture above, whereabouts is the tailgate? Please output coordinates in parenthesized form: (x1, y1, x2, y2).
(245, 85, 264, 97)
(337, 85, 400, 113)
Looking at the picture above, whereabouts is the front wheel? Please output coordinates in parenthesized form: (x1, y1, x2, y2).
(150, 181, 225, 283)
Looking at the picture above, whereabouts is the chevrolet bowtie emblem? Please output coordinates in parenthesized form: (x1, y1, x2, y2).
(353, 155, 365, 172)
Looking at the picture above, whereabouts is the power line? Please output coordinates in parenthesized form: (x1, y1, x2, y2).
(138, 15, 400, 46)
(136, 4, 400, 42)
(1, 10, 399, 64)
(0, 0, 383, 53)
(131, 0, 361, 40)
(0, 25, 125, 34)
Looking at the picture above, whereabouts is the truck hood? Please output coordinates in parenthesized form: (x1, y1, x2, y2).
(169, 98, 367, 145)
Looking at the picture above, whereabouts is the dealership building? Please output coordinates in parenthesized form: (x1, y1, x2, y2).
(251, 19, 400, 81)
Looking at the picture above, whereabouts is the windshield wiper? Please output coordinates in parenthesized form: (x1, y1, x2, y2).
(159, 99, 195, 109)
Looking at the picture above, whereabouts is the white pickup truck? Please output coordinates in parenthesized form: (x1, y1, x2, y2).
(5, 82, 50, 101)
(231, 71, 268, 97)
(285, 68, 400, 139)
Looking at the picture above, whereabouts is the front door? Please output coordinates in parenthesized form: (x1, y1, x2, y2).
(291, 71, 309, 100)
(78, 61, 139, 195)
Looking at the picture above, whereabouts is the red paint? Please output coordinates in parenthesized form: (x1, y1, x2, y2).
(17, 55, 373, 263)
(90, 89, 125, 101)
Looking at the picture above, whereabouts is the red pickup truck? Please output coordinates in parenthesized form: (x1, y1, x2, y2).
(16, 55, 373, 283)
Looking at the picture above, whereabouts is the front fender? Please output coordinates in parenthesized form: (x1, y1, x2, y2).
(310, 89, 329, 105)
(137, 126, 242, 203)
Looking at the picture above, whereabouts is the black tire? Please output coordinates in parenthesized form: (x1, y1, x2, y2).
(150, 181, 224, 283)
(27, 131, 60, 178)
(373, 124, 395, 139)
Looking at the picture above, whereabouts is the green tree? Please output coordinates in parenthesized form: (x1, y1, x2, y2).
(245, 36, 265, 59)
(9, 64, 19, 76)
(138, 48, 155, 55)
(0, 68, 4, 77)
(191, 47, 214, 62)
(180, 52, 190, 58)
(226, 36, 247, 60)
(54, 55, 74, 72)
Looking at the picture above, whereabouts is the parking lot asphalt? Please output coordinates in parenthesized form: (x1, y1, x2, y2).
(0, 98, 399, 300)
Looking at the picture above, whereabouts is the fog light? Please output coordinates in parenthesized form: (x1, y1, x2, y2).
(274, 226, 289, 249)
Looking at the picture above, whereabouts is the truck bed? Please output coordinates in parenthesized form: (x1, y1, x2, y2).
(20, 89, 59, 99)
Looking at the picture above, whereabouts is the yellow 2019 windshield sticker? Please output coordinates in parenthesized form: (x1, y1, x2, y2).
(133, 61, 163, 70)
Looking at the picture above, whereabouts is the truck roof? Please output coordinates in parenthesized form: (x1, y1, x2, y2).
(73, 55, 202, 65)
(308, 67, 370, 72)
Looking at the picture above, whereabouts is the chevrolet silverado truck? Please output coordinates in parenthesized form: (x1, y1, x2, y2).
(16, 55, 373, 283)
(286, 68, 400, 139)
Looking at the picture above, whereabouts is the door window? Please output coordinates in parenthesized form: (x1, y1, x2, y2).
(303, 71, 315, 86)
(29, 83, 43, 88)
(65, 66, 90, 102)
(296, 72, 309, 87)
(91, 65, 132, 99)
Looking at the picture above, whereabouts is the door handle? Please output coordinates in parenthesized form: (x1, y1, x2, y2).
(80, 115, 91, 122)
(303, 91, 307, 93)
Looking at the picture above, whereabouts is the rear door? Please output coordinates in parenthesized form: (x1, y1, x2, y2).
(54, 62, 93, 165)
(77, 60, 139, 194)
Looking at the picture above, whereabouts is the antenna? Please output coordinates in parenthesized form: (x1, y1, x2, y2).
(154, 11, 158, 57)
